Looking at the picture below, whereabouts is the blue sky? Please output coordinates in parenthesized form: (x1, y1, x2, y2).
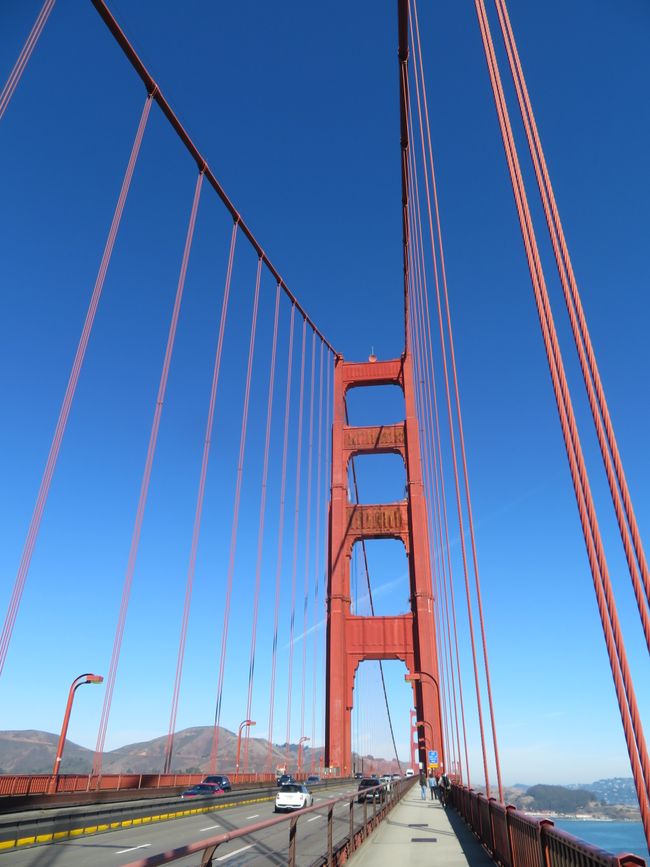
(0, 0, 648, 786)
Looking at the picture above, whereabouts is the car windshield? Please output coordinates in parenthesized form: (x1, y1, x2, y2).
(359, 779, 378, 788)
(280, 784, 302, 793)
(193, 785, 214, 792)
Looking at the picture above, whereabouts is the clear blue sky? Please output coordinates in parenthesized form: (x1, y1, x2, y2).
(0, 0, 648, 786)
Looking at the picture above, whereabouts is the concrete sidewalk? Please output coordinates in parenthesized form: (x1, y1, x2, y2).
(347, 788, 495, 866)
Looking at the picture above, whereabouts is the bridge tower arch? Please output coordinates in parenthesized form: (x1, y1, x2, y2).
(325, 353, 444, 775)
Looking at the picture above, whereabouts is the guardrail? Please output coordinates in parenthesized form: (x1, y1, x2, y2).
(450, 784, 647, 867)
(0, 778, 353, 852)
(122, 776, 415, 867)
(0, 771, 326, 798)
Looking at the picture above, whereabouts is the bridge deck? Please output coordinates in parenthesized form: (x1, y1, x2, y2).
(349, 788, 494, 867)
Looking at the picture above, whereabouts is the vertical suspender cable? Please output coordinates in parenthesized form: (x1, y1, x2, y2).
(474, 1, 650, 836)
(409, 101, 469, 783)
(299, 332, 317, 760)
(285, 319, 307, 768)
(409, 124, 460, 780)
(493, 0, 650, 647)
(93, 169, 204, 774)
(317, 354, 333, 770)
(406, 60, 471, 785)
(210, 255, 262, 772)
(162, 219, 239, 773)
(410, 1, 500, 798)
(0, 0, 56, 123)
(243, 283, 282, 773)
(0, 94, 153, 678)
(309, 342, 325, 772)
(266, 305, 296, 771)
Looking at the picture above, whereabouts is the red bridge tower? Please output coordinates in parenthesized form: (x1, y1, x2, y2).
(325, 353, 444, 775)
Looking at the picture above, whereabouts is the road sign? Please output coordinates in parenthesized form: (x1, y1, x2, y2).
(428, 750, 439, 768)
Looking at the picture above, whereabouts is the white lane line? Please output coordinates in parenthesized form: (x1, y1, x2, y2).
(245, 814, 259, 819)
(307, 815, 322, 822)
(115, 844, 151, 855)
(200, 825, 220, 831)
(216, 844, 254, 861)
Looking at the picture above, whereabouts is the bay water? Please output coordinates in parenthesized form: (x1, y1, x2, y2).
(552, 819, 648, 862)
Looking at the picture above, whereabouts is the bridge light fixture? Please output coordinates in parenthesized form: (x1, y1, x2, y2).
(51, 673, 104, 791)
(235, 719, 256, 775)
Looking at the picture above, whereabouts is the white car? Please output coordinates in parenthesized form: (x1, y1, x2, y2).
(380, 774, 392, 791)
(405, 768, 415, 777)
(275, 783, 314, 812)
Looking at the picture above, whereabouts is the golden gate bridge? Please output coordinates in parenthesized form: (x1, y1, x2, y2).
(0, 0, 648, 864)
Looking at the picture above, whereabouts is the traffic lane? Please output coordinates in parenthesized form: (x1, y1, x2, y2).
(0, 789, 367, 866)
(161, 795, 380, 866)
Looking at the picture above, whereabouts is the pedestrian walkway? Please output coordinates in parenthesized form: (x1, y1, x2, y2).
(347, 787, 495, 867)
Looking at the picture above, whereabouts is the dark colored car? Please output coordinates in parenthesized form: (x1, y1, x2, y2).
(357, 778, 385, 803)
(202, 774, 232, 792)
(354, 772, 363, 779)
(306, 775, 321, 785)
(181, 783, 224, 799)
(277, 774, 296, 787)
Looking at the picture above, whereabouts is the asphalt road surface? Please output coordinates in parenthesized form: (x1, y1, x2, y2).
(0, 784, 378, 866)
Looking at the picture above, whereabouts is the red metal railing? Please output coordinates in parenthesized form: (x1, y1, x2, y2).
(0, 771, 324, 798)
(450, 785, 647, 867)
(121, 777, 415, 867)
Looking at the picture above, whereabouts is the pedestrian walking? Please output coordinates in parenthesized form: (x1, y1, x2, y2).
(439, 772, 451, 807)
(419, 769, 427, 800)
(427, 768, 437, 800)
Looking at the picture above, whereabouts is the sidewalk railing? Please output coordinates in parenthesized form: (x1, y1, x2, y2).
(122, 776, 415, 867)
(450, 784, 647, 867)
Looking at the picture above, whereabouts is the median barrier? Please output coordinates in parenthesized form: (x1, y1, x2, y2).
(0, 777, 353, 852)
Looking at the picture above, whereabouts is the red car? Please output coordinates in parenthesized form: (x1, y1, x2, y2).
(180, 783, 224, 799)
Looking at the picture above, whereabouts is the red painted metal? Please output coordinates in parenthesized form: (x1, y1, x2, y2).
(493, 0, 650, 650)
(266, 306, 297, 770)
(88, 0, 336, 356)
(93, 171, 205, 776)
(51, 674, 103, 788)
(0, 93, 153, 678)
(474, 0, 650, 840)
(244, 284, 282, 772)
(0, 0, 56, 123)
(164, 222, 240, 774)
(210, 255, 262, 771)
(325, 355, 443, 775)
(453, 784, 647, 867)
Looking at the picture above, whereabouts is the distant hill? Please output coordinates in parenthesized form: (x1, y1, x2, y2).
(0, 728, 402, 776)
(567, 778, 638, 807)
(523, 784, 598, 813)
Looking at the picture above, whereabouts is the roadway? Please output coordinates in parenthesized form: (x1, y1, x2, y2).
(0, 783, 374, 866)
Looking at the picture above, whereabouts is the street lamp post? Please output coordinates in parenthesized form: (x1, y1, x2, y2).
(235, 720, 255, 775)
(404, 671, 443, 769)
(51, 673, 103, 790)
(297, 736, 310, 775)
